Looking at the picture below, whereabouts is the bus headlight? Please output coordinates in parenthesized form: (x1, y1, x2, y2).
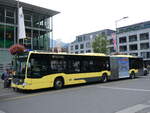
(22, 83, 27, 86)
(22, 82, 31, 86)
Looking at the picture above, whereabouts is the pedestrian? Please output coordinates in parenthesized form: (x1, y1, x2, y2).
(1, 69, 10, 88)
(147, 65, 150, 73)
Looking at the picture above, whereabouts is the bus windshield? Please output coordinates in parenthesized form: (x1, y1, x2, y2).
(15, 57, 27, 78)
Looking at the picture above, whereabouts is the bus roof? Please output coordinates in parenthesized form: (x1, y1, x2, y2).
(28, 51, 108, 57)
(27, 51, 142, 58)
(111, 54, 140, 58)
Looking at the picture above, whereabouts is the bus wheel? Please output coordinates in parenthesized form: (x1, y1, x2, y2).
(54, 78, 64, 89)
(101, 74, 108, 83)
(130, 72, 135, 79)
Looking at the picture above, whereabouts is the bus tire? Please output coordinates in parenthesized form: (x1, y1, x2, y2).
(54, 77, 64, 89)
(101, 74, 108, 83)
(130, 72, 135, 79)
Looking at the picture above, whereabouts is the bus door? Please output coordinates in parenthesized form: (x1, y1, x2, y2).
(118, 57, 129, 78)
(110, 57, 129, 79)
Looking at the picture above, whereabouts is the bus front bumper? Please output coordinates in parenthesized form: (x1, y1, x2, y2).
(11, 83, 31, 90)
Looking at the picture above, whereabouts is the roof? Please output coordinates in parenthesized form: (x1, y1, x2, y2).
(29, 51, 108, 57)
(111, 55, 138, 58)
(77, 29, 115, 37)
(118, 21, 150, 34)
(23, 51, 143, 58)
(0, 0, 59, 17)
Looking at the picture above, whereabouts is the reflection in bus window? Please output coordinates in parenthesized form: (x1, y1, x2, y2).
(73, 61, 80, 72)
(51, 60, 66, 73)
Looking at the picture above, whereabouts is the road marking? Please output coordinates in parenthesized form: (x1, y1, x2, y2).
(99, 86, 150, 92)
(116, 104, 150, 113)
(0, 110, 6, 113)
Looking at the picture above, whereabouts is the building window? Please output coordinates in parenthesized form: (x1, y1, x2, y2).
(141, 52, 150, 59)
(129, 35, 137, 42)
(75, 45, 78, 50)
(119, 45, 127, 52)
(77, 36, 82, 42)
(6, 10, 15, 24)
(140, 43, 149, 50)
(80, 51, 84, 53)
(71, 46, 73, 50)
(148, 52, 150, 58)
(109, 47, 115, 53)
(86, 50, 91, 53)
(101, 32, 105, 35)
(75, 51, 78, 54)
(0, 7, 4, 22)
(0, 25, 5, 48)
(5, 26, 14, 48)
(140, 33, 149, 40)
(6, 10, 14, 17)
(129, 44, 138, 51)
(83, 36, 86, 41)
(86, 42, 91, 48)
(80, 44, 84, 49)
(130, 53, 138, 56)
(24, 14, 32, 27)
(119, 36, 127, 43)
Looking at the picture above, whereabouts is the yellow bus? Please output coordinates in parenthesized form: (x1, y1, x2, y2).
(11, 51, 143, 90)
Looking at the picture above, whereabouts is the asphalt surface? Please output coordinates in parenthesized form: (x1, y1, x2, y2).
(0, 75, 150, 113)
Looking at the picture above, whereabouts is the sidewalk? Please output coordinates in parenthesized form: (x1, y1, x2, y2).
(0, 79, 3, 89)
(0, 79, 12, 89)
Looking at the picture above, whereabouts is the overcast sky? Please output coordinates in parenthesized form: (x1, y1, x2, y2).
(21, 0, 150, 43)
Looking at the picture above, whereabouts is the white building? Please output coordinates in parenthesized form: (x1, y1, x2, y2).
(107, 21, 150, 65)
(68, 29, 115, 54)
(69, 21, 150, 65)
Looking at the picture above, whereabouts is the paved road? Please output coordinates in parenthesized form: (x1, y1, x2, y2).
(0, 75, 150, 113)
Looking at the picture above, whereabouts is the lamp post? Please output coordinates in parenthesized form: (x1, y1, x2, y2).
(115, 16, 128, 53)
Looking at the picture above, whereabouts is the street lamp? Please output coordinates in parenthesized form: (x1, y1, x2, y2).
(115, 16, 128, 53)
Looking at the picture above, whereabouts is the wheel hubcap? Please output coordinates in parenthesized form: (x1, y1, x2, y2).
(56, 81, 62, 87)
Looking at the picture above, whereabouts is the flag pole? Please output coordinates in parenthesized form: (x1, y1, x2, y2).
(17, 0, 20, 44)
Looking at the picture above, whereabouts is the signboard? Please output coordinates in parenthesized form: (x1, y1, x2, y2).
(118, 57, 129, 78)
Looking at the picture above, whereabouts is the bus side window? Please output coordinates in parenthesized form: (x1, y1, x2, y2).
(51, 60, 57, 73)
(31, 61, 40, 73)
(67, 60, 80, 73)
(82, 61, 89, 72)
(51, 60, 67, 73)
(73, 61, 80, 72)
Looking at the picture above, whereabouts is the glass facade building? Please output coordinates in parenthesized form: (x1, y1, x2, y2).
(0, 0, 59, 73)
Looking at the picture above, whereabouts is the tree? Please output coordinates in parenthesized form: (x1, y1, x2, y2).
(92, 34, 108, 54)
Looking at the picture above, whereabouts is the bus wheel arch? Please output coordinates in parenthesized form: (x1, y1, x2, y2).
(54, 76, 64, 89)
(101, 73, 108, 83)
(130, 71, 135, 79)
